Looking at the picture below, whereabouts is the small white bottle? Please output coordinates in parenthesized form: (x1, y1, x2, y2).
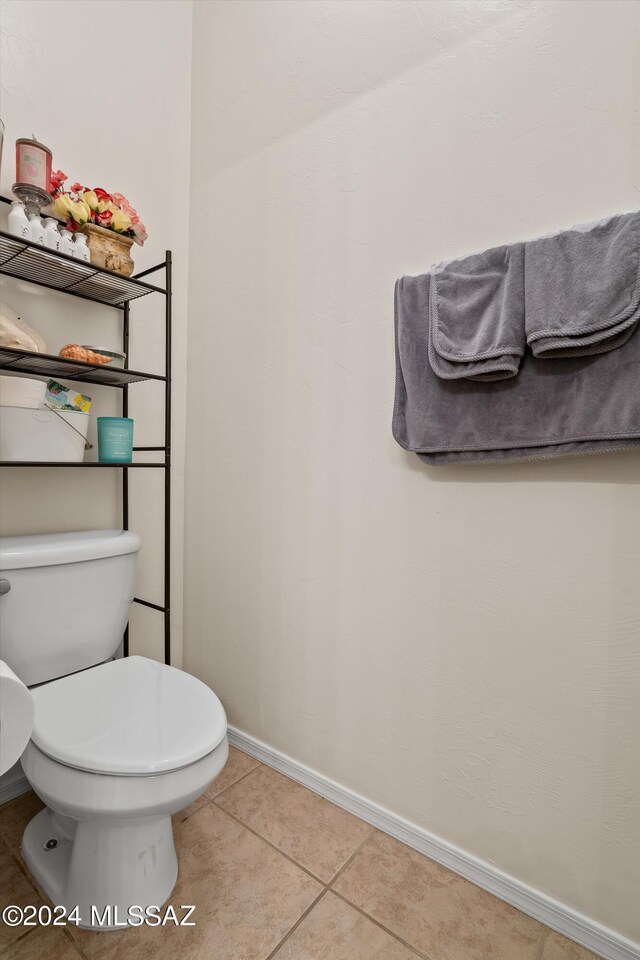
(7, 200, 30, 240)
(28, 213, 46, 245)
(73, 232, 90, 262)
(59, 228, 74, 257)
(43, 217, 61, 252)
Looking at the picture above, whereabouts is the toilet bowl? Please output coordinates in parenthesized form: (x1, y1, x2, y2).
(21, 657, 228, 929)
(0, 531, 229, 930)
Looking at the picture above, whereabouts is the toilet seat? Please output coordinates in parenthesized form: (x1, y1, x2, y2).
(30, 656, 227, 776)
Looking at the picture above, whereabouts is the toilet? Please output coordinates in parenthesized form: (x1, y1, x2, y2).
(0, 530, 228, 930)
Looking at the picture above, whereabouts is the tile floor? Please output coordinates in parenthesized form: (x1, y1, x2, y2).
(0, 746, 602, 960)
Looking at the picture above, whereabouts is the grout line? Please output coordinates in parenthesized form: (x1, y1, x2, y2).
(330, 889, 432, 960)
(187, 782, 428, 959)
(325, 828, 375, 889)
(174, 795, 213, 825)
(328, 831, 434, 957)
(211, 791, 428, 960)
(206, 761, 262, 802)
(263, 888, 329, 960)
(62, 925, 92, 960)
(210, 800, 327, 886)
(209, 769, 435, 960)
(4, 927, 35, 950)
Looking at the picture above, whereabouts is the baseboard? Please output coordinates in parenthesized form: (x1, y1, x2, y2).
(0, 772, 30, 807)
(228, 726, 639, 960)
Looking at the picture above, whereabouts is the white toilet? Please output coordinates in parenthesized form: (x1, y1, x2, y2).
(0, 530, 228, 930)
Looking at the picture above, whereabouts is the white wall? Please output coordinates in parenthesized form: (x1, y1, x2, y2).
(184, 0, 640, 945)
(0, 0, 192, 665)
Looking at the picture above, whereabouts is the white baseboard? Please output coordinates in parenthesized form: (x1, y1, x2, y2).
(0, 772, 30, 806)
(228, 726, 640, 960)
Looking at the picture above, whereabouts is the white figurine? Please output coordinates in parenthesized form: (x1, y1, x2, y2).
(28, 214, 46, 245)
(7, 200, 30, 240)
(42, 217, 61, 251)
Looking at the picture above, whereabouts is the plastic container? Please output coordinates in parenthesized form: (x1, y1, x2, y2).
(97, 417, 133, 463)
(0, 376, 89, 463)
(81, 347, 126, 368)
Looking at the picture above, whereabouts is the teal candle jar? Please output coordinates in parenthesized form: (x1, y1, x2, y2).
(97, 417, 134, 463)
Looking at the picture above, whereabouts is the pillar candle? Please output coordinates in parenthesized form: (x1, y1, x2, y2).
(15, 137, 52, 192)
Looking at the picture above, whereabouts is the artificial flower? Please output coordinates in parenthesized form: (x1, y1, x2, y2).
(94, 207, 113, 226)
(110, 206, 132, 232)
(83, 190, 97, 210)
(49, 169, 68, 196)
(83, 190, 100, 212)
(49, 174, 147, 244)
(111, 193, 140, 225)
(52, 194, 91, 225)
(132, 221, 148, 246)
(51, 193, 76, 219)
(71, 199, 91, 225)
(50, 169, 67, 187)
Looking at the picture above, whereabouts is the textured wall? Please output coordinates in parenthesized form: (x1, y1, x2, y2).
(184, 0, 640, 942)
(0, 0, 192, 666)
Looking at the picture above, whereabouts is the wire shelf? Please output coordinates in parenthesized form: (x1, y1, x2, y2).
(0, 346, 164, 387)
(0, 461, 167, 468)
(0, 231, 164, 306)
(0, 191, 173, 663)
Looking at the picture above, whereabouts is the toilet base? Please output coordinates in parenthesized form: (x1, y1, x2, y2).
(23, 807, 178, 930)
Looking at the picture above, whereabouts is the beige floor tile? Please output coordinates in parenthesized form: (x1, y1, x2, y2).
(0, 841, 43, 948)
(69, 802, 322, 960)
(2, 925, 83, 959)
(333, 831, 545, 960)
(271, 891, 419, 959)
(542, 930, 602, 960)
(216, 765, 371, 882)
(205, 745, 261, 799)
(0, 792, 44, 859)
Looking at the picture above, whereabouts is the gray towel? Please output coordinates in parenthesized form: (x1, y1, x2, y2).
(393, 271, 640, 465)
(525, 210, 640, 358)
(429, 243, 525, 381)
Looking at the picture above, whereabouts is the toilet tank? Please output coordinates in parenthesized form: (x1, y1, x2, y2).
(0, 530, 141, 686)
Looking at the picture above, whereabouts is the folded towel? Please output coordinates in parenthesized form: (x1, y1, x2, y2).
(525, 210, 640, 358)
(393, 271, 640, 465)
(429, 243, 525, 381)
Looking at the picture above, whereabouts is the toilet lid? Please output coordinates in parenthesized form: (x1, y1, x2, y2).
(30, 656, 227, 776)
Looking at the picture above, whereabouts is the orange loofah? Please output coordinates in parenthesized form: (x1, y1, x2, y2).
(59, 344, 113, 364)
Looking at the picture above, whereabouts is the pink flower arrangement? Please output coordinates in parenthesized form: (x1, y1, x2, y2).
(49, 173, 148, 246)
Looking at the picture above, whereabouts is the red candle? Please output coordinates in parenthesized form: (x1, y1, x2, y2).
(15, 137, 52, 192)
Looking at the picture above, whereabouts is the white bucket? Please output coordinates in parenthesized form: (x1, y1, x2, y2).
(0, 376, 90, 462)
(0, 375, 47, 409)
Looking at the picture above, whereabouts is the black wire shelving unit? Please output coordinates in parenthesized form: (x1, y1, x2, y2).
(0, 196, 172, 665)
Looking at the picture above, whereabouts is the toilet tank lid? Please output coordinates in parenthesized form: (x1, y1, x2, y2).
(0, 530, 141, 570)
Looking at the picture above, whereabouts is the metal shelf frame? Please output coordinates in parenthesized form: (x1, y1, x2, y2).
(0, 195, 172, 664)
